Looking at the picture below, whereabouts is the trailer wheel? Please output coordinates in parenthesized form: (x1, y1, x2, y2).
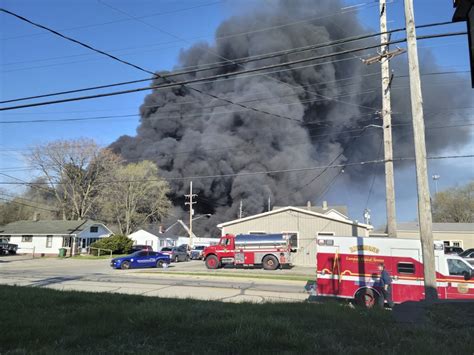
(354, 288, 379, 308)
(205, 255, 220, 269)
(262, 255, 279, 270)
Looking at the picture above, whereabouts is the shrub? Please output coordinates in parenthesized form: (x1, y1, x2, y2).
(91, 235, 133, 254)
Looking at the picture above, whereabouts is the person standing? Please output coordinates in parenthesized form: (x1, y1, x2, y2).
(378, 263, 394, 308)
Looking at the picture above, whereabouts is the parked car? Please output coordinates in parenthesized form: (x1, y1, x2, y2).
(459, 248, 474, 258)
(160, 246, 189, 262)
(0, 238, 17, 255)
(444, 246, 464, 255)
(460, 248, 474, 266)
(190, 245, 206, 260)
(130, 245, 153, 253)
(111, 251, 170, 270)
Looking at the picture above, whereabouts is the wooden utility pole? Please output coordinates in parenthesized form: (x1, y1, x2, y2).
(184, 181, 197, 247)
(363, 0, 403, 236)
(404, 0, 438, 301)
(379, 0, 398, 238)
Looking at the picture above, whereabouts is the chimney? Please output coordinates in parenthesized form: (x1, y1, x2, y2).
(306, 201, 311, 210)
(159, 225, 163, 234)
(33, 212, 40, 222)
(322, 201, 328, 211)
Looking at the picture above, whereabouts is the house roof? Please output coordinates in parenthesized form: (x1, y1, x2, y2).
(217, 206, 372, 229)
(397, 222, 474, 233)
(128, 229, 158, 239)
(273, 205, 348, 217)
(0, 219, 111, 235)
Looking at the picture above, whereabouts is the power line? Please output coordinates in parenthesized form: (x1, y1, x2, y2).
(365, 137, 384, 209)
(98, 0, 379, 117)
(0, 8, 303, 125)
(1, 0, 225, 41)
(1, 1, 379, 70)
(0, 31, 467, 112)
(0, 196, 59, 212)
(0, 20, 460, 105)
(0, 192, 57, 211)
(0, 120, 471, 168)
(0, 154, 471, 185)
(275, 120, 387, 200)
(1, 69, 469, 119)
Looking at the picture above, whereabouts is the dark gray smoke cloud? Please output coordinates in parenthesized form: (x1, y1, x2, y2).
(111, 0, 473, 236)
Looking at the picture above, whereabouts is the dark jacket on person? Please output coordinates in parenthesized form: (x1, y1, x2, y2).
(380, 269, 392, 287)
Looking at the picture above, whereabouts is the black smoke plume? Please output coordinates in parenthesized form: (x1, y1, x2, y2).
(111, 0, 473, 236)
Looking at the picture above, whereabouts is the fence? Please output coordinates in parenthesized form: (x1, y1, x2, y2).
(87, 246, 113, 258)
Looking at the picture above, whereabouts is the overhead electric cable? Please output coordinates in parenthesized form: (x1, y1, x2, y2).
(0, 8, 303, 124)
(0, 154, 471, 185)
(0, 20, 460, 105)
(0, 31, 467, 112)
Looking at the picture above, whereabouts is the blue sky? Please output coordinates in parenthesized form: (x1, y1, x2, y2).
(0, 0, 473, 226)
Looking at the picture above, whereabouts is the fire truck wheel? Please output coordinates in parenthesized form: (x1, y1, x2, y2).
(354, 288, 379, 308)
(262, 255, 279, 270)
(205, 255, 219, 269)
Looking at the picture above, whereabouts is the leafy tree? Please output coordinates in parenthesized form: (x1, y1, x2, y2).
(25, 139, 121, 220)
(90, 234, 133, 254)
(432, 182, 474, 223)
(100, 161, 171, 235)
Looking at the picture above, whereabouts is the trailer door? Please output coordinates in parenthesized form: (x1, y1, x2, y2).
(390, 248, 423, 302)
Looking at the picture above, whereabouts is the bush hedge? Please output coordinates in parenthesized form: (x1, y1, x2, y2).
(90, 234, 133, 255)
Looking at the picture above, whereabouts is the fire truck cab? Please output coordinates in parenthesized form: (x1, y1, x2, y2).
(316, 236, 474, 307)
(203, 233, 292, 270)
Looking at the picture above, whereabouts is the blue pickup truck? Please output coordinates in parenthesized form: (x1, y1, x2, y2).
(111, 251, 170, 270)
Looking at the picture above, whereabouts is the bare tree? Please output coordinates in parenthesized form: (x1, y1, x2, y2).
(432, 181, 474, 223)
(26, 139, 121, 220)
(101, 161, 171, 235)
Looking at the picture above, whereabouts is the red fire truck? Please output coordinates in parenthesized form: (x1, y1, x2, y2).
(316, 236, 474, 307)
(202, 234, 293, 270)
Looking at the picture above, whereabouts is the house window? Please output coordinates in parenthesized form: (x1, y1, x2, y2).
(22, 235, 33, 242)
(46, 235, 53, 248)
(1, 236, 11, 242)
(160, 239, 165, 247)
(62, 236, 72, 247)
(282, 232, 298, 249)
(248, 231, 266, 235)
(90, 226, 98, 233)
(397, 262, 415, 274)
(452, 241, 462, 248)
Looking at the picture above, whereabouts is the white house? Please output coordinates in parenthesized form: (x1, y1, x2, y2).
(0, 219, 112, 256)
(128, 229, 160, 250)
(129, 229, 218, 251)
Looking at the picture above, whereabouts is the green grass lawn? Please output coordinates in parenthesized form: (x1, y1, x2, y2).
(1, 285, 472, 354)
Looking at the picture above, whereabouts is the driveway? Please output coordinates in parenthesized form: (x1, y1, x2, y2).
(0, 256, 312, 303)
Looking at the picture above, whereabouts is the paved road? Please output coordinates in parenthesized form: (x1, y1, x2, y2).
(0, 256, 311, 303)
